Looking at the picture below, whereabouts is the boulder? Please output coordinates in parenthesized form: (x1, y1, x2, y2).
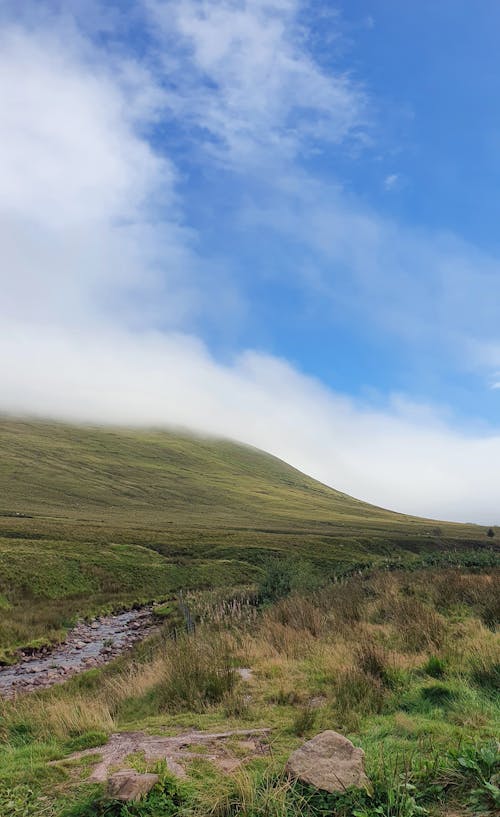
(286, 730, 370, 793)
(107, 770, 159, 802)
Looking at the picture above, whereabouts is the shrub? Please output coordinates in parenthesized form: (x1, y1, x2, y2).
(258, 558, 293, 604)
(258, 557, 321, 604)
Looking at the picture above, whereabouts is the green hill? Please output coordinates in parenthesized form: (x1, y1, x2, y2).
(0, 417, 495, 659)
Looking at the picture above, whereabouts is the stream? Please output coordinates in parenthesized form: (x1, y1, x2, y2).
(0, 607, 156, 697)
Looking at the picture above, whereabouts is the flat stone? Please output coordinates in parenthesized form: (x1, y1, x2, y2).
(286, 730, 370, 794)
(107, 770, 159, 802)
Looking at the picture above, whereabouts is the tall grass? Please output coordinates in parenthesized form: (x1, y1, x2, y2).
(0, 566, 498, 817)
(157, 634, 236, 711)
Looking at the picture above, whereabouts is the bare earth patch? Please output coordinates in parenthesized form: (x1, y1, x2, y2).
(58, 728, 271, 782)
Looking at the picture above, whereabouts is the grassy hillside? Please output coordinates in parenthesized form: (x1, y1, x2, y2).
(0, 417, 497, 659)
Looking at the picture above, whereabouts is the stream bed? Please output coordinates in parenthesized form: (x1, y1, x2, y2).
(0, 607, 156, 697)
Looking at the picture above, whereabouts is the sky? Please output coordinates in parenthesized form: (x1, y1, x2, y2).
(2, 0, 500, 523)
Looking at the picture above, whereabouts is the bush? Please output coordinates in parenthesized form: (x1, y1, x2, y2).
(258, 558, 321, 604)
(258, 558, 293, 604)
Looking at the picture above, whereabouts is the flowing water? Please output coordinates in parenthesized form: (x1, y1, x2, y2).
(0, 607, 156, 697)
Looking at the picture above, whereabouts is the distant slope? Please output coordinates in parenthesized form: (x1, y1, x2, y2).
(1, 418, 412, 523)
(0, 417, 492, 545)
(0, 418, 496, 659)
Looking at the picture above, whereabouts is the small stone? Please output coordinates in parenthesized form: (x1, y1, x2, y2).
(107, 770, 159, 802)
(286, 731, 370, 794)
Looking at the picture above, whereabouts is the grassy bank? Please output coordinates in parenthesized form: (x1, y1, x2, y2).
(0, 564, 498, 816)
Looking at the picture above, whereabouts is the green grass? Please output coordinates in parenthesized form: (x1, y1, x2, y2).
(0, 566, 498, 816)
(0, 417, 497, 657)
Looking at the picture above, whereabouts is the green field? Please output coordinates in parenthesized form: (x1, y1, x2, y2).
(0, 417, 497, 659)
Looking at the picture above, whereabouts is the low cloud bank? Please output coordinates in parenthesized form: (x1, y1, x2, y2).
(1, 320, 498, 525)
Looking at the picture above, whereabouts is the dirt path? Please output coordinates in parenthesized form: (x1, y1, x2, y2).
(58, 728, 271, 781)
(0, 607, 157, 697)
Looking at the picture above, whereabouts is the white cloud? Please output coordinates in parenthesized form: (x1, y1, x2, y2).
(383, 172, 399, 190)
(143, 1, 500, 374)
(240, 170, 500, 364)
(146, 0, 367, 167)
(0, 17, 205, 329)
(2, 318, 500, 524)
(0, 26, 167, 228)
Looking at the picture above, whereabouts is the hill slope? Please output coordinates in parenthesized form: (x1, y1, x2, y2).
(0, 417, 483, 531)
(0, 418, 496, 659)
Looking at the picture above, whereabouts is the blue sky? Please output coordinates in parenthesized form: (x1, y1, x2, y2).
(2, 0, 500, 521)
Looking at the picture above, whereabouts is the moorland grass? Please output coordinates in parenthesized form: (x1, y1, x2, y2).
(0, 566, 498, 816)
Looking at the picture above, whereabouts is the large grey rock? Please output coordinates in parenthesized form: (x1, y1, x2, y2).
(107, 770, 159, 802)
(286, 730, 370, 793)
